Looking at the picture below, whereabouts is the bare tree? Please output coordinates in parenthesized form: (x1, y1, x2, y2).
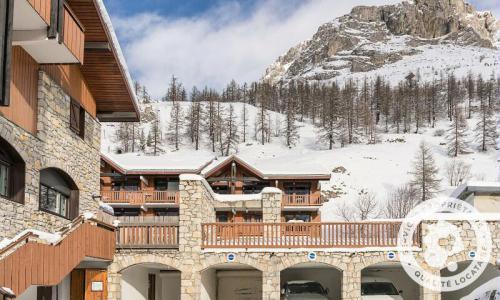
(223, 104, 239, 155)
(335, 200, 355, 222)
(410, 141, 441, 201)
(446, 105, 469, 157)
(385, 184, 420, 219)
(445, 159, 471, 186)
(475, 78, 498, 152)
(166, 99, 184, 151)
(354, 191, 380, 220)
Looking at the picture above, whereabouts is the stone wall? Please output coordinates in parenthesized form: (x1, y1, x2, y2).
(0, 71, 101, 239)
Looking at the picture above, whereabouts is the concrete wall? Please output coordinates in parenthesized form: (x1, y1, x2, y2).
(15, 273, 71, 300)
(0, 71, 101, 239)
(122, 265, 149, 300)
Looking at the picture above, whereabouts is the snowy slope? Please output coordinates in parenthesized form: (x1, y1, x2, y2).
(102, 101, 499, 221)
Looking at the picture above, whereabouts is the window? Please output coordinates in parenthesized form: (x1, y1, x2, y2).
(216, 213, 229, 222)
(154, 178, 169, 191)
(244, 213, 262, 223)
(242, 182, 268, 194)
(69, 99, 85, 139)
(39, 168, 78, 219)
(39, 184, 68, 217)
(0, 137, 25, 203)
(284, 213, 312, 222)
(283, 182, 311, 195)
(112, 178, 140, 191)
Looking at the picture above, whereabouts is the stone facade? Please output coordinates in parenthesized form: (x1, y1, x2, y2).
(107, 175, 500, 300)
(0, 71, 101, 239)
(261, 187, 282, 223)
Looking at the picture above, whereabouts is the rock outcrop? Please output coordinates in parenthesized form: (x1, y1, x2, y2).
(264, 0, 498, 83)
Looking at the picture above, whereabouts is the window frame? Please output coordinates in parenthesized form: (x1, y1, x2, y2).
(39, 183, 70, 219)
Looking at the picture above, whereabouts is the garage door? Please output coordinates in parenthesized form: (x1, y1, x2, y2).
(217, 270, 262, 300)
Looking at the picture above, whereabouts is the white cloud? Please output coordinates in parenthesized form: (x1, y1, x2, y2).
(112, 0, 398, 98)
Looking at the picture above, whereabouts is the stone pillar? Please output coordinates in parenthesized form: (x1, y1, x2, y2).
(178, 175, 215, 253)
(107, 271, 122, 300)
(181, 270, 200, 300)
(261, 187, 282, 223)
(342, 269, 361, 300)
(262, 270, 280, 300)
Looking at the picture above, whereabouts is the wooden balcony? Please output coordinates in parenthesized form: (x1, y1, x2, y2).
(62, 4, 85, 63)
(28, 0, 52, 25)
(282, 193, 322, 206)
(116, 218, 179, 249)
(202, 222, 421, 249)
(101, 190, 180, 205)
(0, 215, 115, 296)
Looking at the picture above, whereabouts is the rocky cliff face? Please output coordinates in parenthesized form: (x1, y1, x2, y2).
(264, 0, 498, 83)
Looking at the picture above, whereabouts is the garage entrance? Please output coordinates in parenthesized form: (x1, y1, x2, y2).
(121, 263, 180, 300)
(361, 262, 420, 300)
(441, 261, 500, 300)
(201, 263, 262, 300)
(280, 263, 342, 300)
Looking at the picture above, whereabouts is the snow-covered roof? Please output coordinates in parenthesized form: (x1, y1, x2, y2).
(201, 155, 331, 179)
(102, 152, 215, 175)
(94, 0, 140, 120)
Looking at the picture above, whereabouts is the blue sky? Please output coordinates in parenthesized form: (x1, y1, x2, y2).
(105, 0, 499, 99)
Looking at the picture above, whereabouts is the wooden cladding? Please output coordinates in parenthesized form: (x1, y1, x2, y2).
(116, 223, 179, 249)
(41, 64, 96, 117)
(101, 190, 180, 205)
(28, 0, 52, 25)
(62, 5, 85, 63)
(0, 221, 115, 296)
(202, 222, 421, 248)
(0, 46, 38, 133)
(282, 194, 322, 206)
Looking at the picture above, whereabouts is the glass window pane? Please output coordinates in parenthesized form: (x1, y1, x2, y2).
(0, 164, 8, 197)
(59, 195, 68, 217)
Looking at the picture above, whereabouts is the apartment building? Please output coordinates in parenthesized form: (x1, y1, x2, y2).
(0, 0, 139, 299)
(100, 153, 500, 300)
(100, 153, 330, 225)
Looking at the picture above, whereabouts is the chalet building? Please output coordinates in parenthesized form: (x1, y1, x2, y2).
(451, 182, 500, 213)
(0, 0, 139, 299)
(100, 154, 331, 223)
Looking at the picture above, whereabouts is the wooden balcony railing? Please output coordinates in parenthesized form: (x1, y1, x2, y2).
(62, 4, 85, 63)
(202, 222, 421, 248)
(28, 0, 52, 25)
(0, 215, 115, 296)
(282, 193, 322, 206)
(116, 222, 179, 249)
(101, 190, 180, 205)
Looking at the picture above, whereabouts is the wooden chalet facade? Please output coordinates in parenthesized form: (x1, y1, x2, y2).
(100, 154, 331, 223)
(0, 0, 139, 299)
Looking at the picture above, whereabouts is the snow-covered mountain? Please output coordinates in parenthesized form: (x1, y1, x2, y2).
(263, 0, 499, 85)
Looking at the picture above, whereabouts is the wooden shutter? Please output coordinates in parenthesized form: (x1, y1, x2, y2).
(70, 99, 81, 134)
(0, 0, 13, 106)
(69, 189, 79, 219)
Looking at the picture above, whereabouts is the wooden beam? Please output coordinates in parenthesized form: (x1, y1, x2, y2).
(84, 41, 110, 50)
